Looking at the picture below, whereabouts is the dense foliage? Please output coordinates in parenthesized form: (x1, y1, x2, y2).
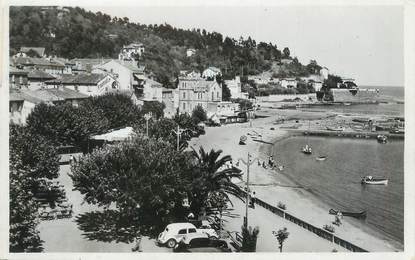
(10, 6, 319, 87)
(141, 101, 165, 120)
(25, 93, 141, 148)
(9, 125, 61, 252)
(70, 135, 242, 239)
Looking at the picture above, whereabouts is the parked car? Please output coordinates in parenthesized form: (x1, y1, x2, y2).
(157, 223, 202, 248)
(189, 220, 218, 239)
(173, 236, 231, 252)
(39, 211, 56, 220)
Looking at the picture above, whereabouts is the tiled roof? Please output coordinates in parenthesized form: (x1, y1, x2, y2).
(40, 88, 89, 100)
(30, 58, 65, 67)
(28, 70, 56, 80)
(13, 57, 33, 65)
(11, 88, 89, 103)
(9, 89, 44, 104)
(124, 43, 143, 48)
(134, 74, 162, 88)
(45, 73, 106, 85)
(205, 67, 221, 73)
(20, 47, 45, 57)
(114, 60, 144, 73)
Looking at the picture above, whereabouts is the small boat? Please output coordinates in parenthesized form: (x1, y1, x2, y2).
(301, 144, 312, 154)
(361, 176, 388, 185)
(377, 135, 388, 143)
(239, 135, 247, 145)
(316, 156, 327, 161)
(329, 209, 367, 219)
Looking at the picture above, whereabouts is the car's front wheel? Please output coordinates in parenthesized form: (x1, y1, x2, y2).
(166, 239, 177, 248)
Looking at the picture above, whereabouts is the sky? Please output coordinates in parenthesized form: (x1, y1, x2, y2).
(85, 5, 404, 87)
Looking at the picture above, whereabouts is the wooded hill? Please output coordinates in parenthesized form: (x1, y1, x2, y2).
(10, 6, 323, 87)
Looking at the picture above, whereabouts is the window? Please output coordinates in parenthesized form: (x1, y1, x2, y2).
(11, 75, 15, 83)
(217, 92, 219, 98)
(178, 229, 187, 235)
(183, 103, 186, 110)
(212, 92, 214, 100)
(183, 92, 186, 99)
(188, 228, 196, 233)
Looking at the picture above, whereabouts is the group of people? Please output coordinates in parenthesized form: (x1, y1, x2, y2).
(256, 155, 284, 171)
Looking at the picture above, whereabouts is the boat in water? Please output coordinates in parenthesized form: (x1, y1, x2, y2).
(361, 175, 388, 185)
(377, 134, 388, 143)
(329, 209, 367, 219)
(316, 156, 327, 161)
(302, 121, 312, 154)
(302, 144, 312, 154)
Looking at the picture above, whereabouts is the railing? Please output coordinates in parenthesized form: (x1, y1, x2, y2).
(240, 190, 368, 252)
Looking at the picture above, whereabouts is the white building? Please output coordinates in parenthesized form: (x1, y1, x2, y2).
(213, 101, 240, 117)
(202, 67, 222, 79)
(118, 43, 145, 61)
(178, 77, 222, 114)
(280, 78, 298, 88)
(134, 74, 163, 103)
(95, 59, 145, 90)
(224, 76, 243, 99)
(320, 67, 329, 80)
(311, 81, 323, 92)
(162, 88, 179, 118)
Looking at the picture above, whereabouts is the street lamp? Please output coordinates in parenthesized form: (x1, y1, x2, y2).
(236, 152, 259, 228)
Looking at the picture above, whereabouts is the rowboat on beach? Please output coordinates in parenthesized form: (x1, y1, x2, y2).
(329, 209, 367, 219)
(239, 135, 247, 145)
(361, 176, 388, 185)
(316, 156, 327, 161)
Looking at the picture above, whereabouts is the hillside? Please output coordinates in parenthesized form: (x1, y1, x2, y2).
(9, 6, 323, 87)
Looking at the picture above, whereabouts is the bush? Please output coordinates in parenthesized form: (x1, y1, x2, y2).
(191, 105, 207, 125)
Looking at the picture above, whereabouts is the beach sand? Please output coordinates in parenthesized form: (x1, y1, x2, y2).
(189, 107, 401, 252)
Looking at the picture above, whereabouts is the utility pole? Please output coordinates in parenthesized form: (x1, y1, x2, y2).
(237, 153, 258, 228)
(172, 125, 185, 151)
(144, 112, 152, 136)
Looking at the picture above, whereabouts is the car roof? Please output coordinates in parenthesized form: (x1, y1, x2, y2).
(166, 223, 196, 230)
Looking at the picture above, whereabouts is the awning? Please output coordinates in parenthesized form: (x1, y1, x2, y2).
(90, 127, 136, 142)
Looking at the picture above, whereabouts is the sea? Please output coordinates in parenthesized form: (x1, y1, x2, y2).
(272, 86, 405, 248)
(305, 86, 405, 117)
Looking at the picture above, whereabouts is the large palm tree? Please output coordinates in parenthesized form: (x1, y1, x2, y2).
(190, 147, 244, 213)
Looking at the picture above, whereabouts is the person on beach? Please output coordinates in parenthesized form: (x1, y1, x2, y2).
(262, 161, 267, 169)
(269, 155, 275, 168)
(249, 191, 256, 209)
